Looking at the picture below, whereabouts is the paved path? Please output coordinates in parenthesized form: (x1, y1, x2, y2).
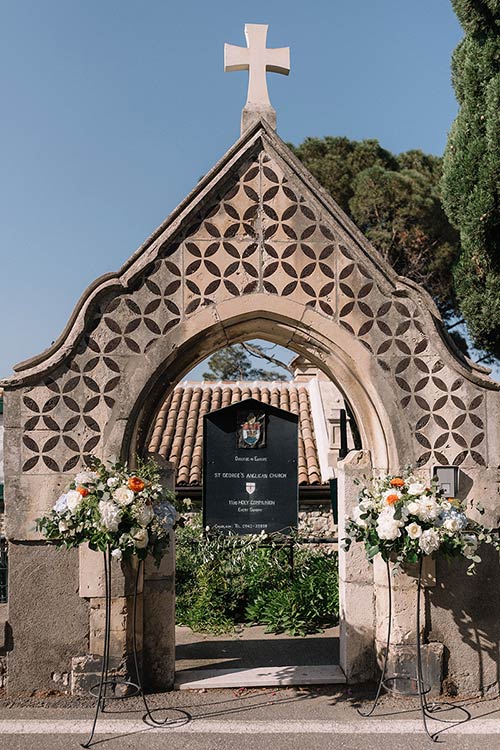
(175, 624, 340, 670)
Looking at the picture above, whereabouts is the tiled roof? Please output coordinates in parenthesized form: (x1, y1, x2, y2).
(148, 382, 322, 486)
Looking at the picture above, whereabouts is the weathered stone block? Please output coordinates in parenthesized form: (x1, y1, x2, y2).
(338, 451, 374, 586)
(376, 642, 444, 697)
(7, 543, 88, 694)
(71, 652, 139, 695)
(339, 581, 375, 682)
(5, 472, 70, 541)
(143, 533, 175, 691)
(79, 544, 143, 598)
(3, 389, 22, 430)
(89, 595, 143, 657)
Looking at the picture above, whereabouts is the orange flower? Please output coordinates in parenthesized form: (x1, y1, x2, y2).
(128, 476, 145, 493)
(76, 486, 89, 497)
(390, 477, 405, 488)
(386, 494, 399, 505)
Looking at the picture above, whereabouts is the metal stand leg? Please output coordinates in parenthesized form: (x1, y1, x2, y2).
(131, 560, 190, 728)
(359, 556, 471, 742)
(82, 547, 142, 748)
(358, 559, 392, 717)
(81, 547, 112, 748)
(82, 549, 191, 746)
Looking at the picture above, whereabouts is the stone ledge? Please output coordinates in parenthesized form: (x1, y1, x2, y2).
(175, 664, 346, 689)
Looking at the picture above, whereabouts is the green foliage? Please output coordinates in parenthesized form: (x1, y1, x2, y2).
(442, 1, 500, 356)
(202, 344, 287, 381)
(290, 136, 460, 321)
(245, 550, 339, 636)
(175, 518, 339, 636)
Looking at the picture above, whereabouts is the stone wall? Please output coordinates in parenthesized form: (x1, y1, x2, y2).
(7, 544, 88, 694)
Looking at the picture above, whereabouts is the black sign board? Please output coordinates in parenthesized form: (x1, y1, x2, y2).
(203, 398, 298, 535)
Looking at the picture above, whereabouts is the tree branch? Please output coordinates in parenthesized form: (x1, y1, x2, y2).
(240, 343, 294, 376)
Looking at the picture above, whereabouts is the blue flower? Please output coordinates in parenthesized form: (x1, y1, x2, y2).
(438, 508, 467, 530)
(54, 494, 68, 514)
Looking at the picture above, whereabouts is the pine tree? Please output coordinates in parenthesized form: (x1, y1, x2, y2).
(290, 137, 460, 323)
(441, 0, 500, 357)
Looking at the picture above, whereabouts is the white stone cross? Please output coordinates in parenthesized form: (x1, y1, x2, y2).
(224, 24, 290, 132)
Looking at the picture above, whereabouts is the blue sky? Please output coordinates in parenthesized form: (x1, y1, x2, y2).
(0, 1, 466, 380)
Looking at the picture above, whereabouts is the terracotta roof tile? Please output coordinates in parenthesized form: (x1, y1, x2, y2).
(148, 381, 323, 486)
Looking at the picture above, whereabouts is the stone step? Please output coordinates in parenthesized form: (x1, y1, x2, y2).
(175, 664, 346, 689)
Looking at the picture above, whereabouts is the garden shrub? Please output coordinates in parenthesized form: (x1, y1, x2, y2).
(175, 516, 339, 636)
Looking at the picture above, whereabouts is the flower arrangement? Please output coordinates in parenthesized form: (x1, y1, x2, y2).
(36, 457, 177, 566)
(342, 470, 496, 573)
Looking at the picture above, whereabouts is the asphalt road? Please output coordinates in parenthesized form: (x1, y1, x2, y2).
(1, 686, 500, 750)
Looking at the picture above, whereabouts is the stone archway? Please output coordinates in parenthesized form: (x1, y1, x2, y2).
(123, 298, 407, 473)
(121, 303, 404, 686)
(2, 119, 498, 694)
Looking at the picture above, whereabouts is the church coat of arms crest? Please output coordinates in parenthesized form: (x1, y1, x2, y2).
(237, 410, 266, 449)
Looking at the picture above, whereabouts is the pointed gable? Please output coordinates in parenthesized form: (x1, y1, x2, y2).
(2, 120, 496, 481)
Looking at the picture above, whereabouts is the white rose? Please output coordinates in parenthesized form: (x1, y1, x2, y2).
(107, 477, 119, 488)
(377, 520, 402, 540)
(74, 470, 98, 485)
(463, 542, 479, 558)
(406, 522, 422, 540)
(443, 517, 461, 533)
(58, 519, 69, 533)
(98, 501, 122, 532)
(419, 528, 441, 555)
(135, 503, 154, 527)
(111, 548, 122, 561)
(407, 482, 426, 496)
(414, 496, 439, 522)
(377, 508, 403, 540)
(461, 532, 478, 559)
(132, 527, 149, 549)
(407, 501, 420, 516)
(440, 500, 452, 511)
(113, 486, 135, 506)
(66, 489, 83, 512)
(359, 497, 374, 512)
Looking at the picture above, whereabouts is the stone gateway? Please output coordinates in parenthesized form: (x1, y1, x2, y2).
(1, 25, 499, 696)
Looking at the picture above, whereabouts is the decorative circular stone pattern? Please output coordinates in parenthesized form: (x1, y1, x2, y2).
(19, 149, 488, 474)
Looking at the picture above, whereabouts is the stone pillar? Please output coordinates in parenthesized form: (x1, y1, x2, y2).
(73, 545, 142, 694)
(373, 556, 443, 694)
(337, 450, 375, 682)
(143, 534, 175, 690)
(8, 543, 88, 694)
(72, 455, 176, 694)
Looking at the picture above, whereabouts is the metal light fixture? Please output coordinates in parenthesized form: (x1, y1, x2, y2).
(433, 466, 459, 498)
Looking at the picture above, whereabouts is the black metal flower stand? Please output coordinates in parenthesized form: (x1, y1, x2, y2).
(358, 556, 470, 742)
(81, 545, 190, 748)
